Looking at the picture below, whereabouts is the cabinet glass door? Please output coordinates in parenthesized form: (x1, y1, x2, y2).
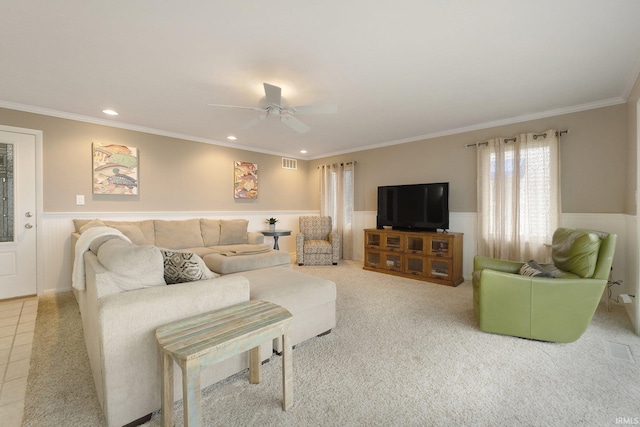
(365, 251, 381, 268)
(385, 234, 402, 251)
(430, 238, 450, 257)
(366, 232, 382, 248)
(429, 259, 451, 279)
(383, 253, 402, 271)
(405, 256, 426, 276)
(406, 236, 425, 254)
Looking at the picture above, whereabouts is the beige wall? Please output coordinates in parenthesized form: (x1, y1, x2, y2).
(0, 103, 629, 215)
(628, 77, 640, 215)
(0, 108, 313, 212)
(310, 104, 629, 214)
(625, 73, 640, 334)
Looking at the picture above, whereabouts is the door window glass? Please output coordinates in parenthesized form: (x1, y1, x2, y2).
(0, 142, 14, 242)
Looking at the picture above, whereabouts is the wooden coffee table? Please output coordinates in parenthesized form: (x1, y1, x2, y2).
(156, 300, 293, 427)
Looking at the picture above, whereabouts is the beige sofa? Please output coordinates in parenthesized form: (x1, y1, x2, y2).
(71, 218, 336, 427)
(72, 218, 291, 275)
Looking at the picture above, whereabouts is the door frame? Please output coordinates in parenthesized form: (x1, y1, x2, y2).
(0, 124, 44, 296)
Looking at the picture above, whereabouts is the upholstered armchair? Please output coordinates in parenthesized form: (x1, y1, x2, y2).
(296, 216, 340, 266)
(472, 227, 617, 343)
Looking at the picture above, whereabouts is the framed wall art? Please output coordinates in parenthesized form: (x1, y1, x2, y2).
(93, 142, 139, 195)
(234, 161, 258, 199)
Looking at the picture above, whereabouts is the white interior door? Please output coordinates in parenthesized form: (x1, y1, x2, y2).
(0, 129, 37, 299)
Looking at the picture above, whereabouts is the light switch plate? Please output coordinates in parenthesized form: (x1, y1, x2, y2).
(76, 195, 85, 205)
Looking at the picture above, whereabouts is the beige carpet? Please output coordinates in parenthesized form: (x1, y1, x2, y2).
(25, 261, 639, 426)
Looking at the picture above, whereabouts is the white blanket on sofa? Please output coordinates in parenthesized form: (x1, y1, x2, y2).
(72, 226, 131, 290)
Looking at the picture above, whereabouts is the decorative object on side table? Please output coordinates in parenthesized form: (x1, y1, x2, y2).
(266, 217, 278, 232)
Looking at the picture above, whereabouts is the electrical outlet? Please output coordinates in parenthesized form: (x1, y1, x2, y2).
(620, 294, 632, 304)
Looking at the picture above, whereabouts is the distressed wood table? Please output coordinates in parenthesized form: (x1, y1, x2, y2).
(156, 300, 293, 427)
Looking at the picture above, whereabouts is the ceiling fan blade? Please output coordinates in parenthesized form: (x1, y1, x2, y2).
(207, 103, 265, 112)
(281, 115, 310, 134)
(263, 83, 282, 107)
(290, 104, 338, 115)
(240, 115, 267, 130)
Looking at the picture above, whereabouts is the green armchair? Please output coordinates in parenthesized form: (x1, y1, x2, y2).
(472, 228, 617, 343)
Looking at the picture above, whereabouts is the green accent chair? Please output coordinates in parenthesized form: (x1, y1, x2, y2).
(472, 228, 617, 343)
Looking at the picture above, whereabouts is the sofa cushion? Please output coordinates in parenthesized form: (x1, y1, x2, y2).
(105, 223, 147, 245)
(552, 228, 601, 278)
(303, 240, 333, 254)
(200, 219, 222, 246)
(155, 219, 204, 249)
(161, 249, 217, 284)
(103, 220, 156, 245)
(212, 244, 270, 255)
(202, 250, 290, 274)
(78, 219, 106, 233)
(97, 239, 165, 291)
(239, 267, 336, 315)
(219, 219, 248, 245)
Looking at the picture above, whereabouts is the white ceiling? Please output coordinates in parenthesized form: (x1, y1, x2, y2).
(2, 1, 640, 159)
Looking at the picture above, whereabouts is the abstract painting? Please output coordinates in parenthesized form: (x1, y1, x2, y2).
(93, 142, 139, 195)
(234, 161, 258, 199)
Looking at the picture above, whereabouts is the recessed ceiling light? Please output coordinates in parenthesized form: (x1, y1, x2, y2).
(102, 109, 118, 116)
(300, 149, 308, 154)
(227, 135, 237, 141)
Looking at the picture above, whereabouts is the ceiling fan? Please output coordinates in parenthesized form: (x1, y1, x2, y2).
(207, 83, 337, 134)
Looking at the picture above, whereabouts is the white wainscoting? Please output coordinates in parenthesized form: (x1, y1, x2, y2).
(42, 211, 317, 294)
(43, 210, 634, 303)
(352, 211, 629, 285)
(622, 214, 638, 334)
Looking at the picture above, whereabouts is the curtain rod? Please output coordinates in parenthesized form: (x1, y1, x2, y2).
(466, 129, 569, 148)
(317, 161, 356, 169)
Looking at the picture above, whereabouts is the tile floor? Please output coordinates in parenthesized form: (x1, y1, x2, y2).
(0, 296, 38, 427)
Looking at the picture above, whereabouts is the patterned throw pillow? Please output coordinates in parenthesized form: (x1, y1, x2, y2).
(161, 250, 216, 284)
(519, 260, 554, 278)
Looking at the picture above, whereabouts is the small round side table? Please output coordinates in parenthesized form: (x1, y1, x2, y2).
(260, 230, 291, 250)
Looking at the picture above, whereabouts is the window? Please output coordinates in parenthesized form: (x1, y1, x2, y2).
(477, 130, 560, 261)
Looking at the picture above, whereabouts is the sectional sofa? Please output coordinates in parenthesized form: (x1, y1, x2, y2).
(71, 218, 337, 427)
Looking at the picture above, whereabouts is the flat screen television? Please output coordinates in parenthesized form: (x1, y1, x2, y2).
(377, 182, 449, 232)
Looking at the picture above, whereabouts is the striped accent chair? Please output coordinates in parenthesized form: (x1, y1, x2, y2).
(296, 216, 340, 266)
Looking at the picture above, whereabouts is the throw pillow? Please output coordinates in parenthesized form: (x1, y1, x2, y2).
(161, 250, 217, 284)
(519, 260, 554, 278)
(219, 219, 249, 245)
(109, 224, 147, 245)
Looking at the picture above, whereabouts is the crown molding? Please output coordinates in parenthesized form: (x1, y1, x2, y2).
(307, 97, 626, 159)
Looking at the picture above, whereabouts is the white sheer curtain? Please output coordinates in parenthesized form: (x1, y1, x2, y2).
(477, 129, 560, 261)
(320, 162, 355, 260)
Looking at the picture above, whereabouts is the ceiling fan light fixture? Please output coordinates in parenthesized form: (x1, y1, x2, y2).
(207, 82, 335, 134)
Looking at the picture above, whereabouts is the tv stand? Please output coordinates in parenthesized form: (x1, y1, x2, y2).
(363, 228, 463, 286)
